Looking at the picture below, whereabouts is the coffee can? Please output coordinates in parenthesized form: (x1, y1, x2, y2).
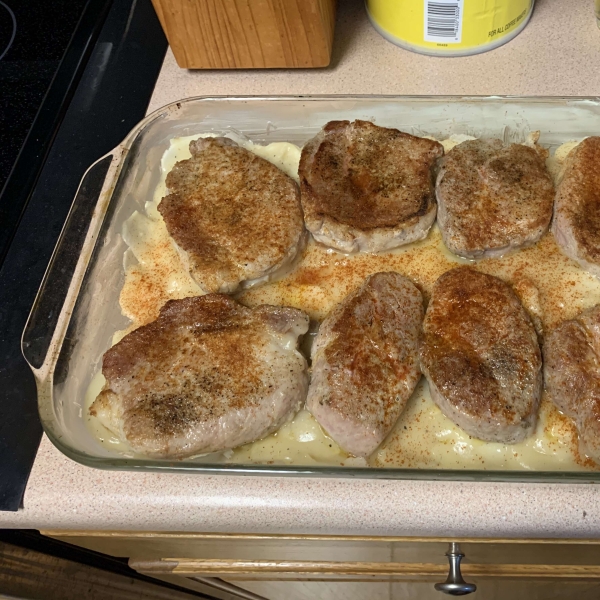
(366, 0, 534, 57)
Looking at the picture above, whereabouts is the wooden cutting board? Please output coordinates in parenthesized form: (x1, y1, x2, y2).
(150, 0, 337, 69)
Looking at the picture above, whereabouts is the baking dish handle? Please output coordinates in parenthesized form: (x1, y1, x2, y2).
(22, 149, 123, 373)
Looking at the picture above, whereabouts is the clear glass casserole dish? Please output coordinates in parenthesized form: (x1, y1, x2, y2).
(22, 95, 600, 482)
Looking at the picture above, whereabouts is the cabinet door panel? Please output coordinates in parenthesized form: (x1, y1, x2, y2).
(391, 581, 600, 600)
(230, 580, 391, 600)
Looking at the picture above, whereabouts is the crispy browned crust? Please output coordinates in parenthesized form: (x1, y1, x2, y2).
(94, 295, 308, 457)
(306, 272, 424, 457)
(544, 305, 600, 462)
(420, 267, 542, 443)
(436, 139, 555, 258)
(101, 296, 266, 425)
(321, 273, 422, 416)
(299, 120, 443, 231)
(553, 137, 600, 267)
(158, 138, 304, 293)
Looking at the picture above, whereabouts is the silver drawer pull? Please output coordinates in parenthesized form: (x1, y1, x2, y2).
(434, 542, 477, 596)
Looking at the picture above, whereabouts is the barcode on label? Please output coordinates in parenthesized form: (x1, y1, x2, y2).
(424, 0, 463, 43)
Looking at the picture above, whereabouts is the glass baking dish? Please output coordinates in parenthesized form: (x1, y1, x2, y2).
(22, 95, 600, 482)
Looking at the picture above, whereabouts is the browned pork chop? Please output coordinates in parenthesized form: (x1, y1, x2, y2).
(299, 120, 443, 253)
(89, 295, 309, 458)
(306, 272, 424, 457)
(544, 305, 600, 463)
(158, 137, 305, 293)
(436, 139, 554, 259)
(552, 137, 600, 278)
(420, 267, 542, 443)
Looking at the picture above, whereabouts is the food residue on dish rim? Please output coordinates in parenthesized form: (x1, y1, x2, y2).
(85, 132, 600, 471)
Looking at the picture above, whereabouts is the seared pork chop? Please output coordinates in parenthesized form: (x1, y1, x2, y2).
(299, 120, 443, 253)
(420, 267, 542, 443)
(158, 137, 305, 293)
(90, 295, 309, 458)
(306, 272, 423, 457)
(544, 305, 600, 463)
(436, 139, 554, 258)
(552, 137, 600, 278)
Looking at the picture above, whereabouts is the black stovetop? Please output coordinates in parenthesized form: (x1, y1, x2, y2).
(0, 0, 104, 264)
(0, 0, 88, 192)
(0, 0, 167, 511)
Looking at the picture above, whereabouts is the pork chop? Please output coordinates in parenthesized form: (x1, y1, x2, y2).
(436, 139, 554, 259)
(89, 295, 309, 458)
(158, 137, 305, 293)
(552, 137, 600, 278)
(420, 267, 542, 443)
(306, 272, 423, 457)
(544, 305, 600, 463)
(299, 120, 444, 253)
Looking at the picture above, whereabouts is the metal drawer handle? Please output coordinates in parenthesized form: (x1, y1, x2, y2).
(434, 542, 477, 596)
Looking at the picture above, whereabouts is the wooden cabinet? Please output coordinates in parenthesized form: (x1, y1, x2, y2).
(42, 531, 600, 600)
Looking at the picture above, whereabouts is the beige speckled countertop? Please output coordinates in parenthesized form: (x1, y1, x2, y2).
(3, 0, 600, 536)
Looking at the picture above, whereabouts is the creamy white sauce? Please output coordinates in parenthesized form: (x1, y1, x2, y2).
(85, 371, 134, 456)
(87, 134, 598, 471)
(546, 139, 583, 182)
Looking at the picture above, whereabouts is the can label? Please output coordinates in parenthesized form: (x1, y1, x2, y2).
(368, 0, 533, 54)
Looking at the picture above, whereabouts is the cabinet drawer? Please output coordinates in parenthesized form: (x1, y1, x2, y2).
(41, 532, 600, 600)
(130, 556, 600, 581)
(43, 531, 600, 567)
